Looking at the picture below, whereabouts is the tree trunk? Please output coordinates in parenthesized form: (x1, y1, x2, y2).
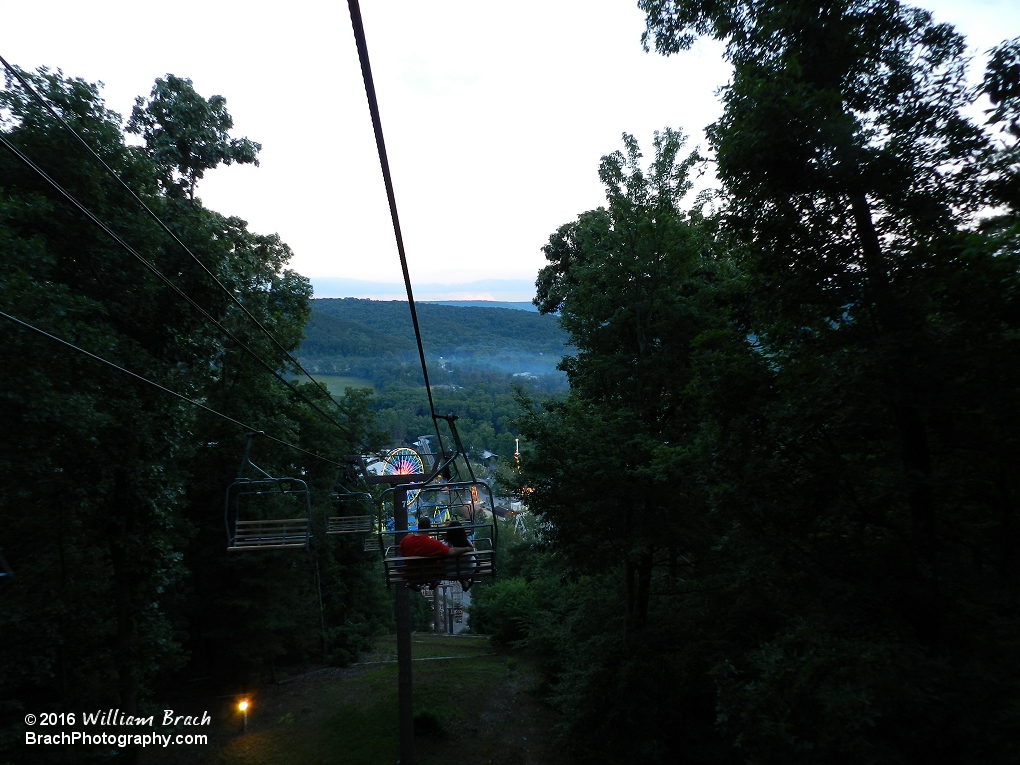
(851, 192, 941, 644)
(109, 504, 139, 715)
(624, 559, 636, 643)
(635, 550, 654, 631)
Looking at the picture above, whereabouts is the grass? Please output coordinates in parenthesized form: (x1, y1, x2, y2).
(140, 634, 560, 765)
(309, 375, 374, 396)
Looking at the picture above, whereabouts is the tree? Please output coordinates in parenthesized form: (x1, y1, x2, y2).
(528, 130, 736, 627)
(634, 1, 1020, 760)
(983, 37, 1020, 215)
(0, 67, 380, 763)
(479, 132, 751, 764)
(0, 67, 204, 729)
(127, 74, 260, 200)
(477, 6, 1020, 764)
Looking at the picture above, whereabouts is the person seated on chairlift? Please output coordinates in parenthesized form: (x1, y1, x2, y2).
(443, 520, 477, 591)
(397, 516, 472, 588)
(398, 516, 473, 587)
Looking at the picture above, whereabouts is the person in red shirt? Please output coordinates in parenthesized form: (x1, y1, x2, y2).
(398, 517, 473, 587)
(398, 516, 473, 557)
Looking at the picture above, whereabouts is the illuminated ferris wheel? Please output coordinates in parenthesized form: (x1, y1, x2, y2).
(382, 447, 425, 505)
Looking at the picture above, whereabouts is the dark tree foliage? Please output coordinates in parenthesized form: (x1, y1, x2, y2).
(476, 130, 744, 764)
(984, 37, 1020, 214)
(0, 68, 385, 763)
(473, 6, 1020, 763)
(370, 375, 548, 461)
(127, 74, 260, 201)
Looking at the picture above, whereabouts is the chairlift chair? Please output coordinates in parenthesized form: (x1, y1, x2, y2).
(378, 480, 498, 587)
(224, 433, 312, 552)
(326, 491, 374, 534)
(382, 544, 495, 587)
(348, 416, 499, 586)
(326, 463, 374, 535)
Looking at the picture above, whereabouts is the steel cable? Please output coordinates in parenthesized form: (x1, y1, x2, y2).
(346, 0, 448, 457)
(0, 310, 343, 466)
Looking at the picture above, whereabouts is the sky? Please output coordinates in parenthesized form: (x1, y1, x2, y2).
(3, 0, 1019, 301)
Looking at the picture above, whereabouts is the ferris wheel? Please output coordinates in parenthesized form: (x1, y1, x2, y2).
(382, 447, 425, 505)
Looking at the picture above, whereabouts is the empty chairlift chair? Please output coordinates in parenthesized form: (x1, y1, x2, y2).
(225, 434, 312, 552)
(327, 491, 374, 534)
(326, 463, 374, 536)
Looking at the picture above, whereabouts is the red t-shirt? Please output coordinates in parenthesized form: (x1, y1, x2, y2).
(399, 534, 450, 557)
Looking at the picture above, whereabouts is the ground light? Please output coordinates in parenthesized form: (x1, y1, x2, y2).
(239, 699, 249, 732)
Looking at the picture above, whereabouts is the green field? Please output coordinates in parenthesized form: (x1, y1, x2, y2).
(141, 634, 559, 765)
(310, 375, 374, 396)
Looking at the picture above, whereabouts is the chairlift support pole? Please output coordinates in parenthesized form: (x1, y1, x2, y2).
(433, 585, 442, 635)
(354, 471, 429, 765)
(392, 485, 415, 765)
(344, 419, 496, 764)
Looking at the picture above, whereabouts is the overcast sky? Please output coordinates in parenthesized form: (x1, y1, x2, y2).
(3, 0, 1019, 301)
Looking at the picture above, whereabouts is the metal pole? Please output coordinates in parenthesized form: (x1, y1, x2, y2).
(447, 587, 455, 634)
(433, 585, 442, 635)
(393, 486, 414, 765)
(449, 585, 454, 634)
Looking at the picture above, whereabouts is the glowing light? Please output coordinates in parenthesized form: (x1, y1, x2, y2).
(383, 448, 424, 503)
(239, 700, 249, 712)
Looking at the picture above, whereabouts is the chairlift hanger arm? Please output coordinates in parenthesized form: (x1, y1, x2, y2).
(237, 431, 275, 480)
(434, 415, 476, 483)
(0, 548, 13, 577)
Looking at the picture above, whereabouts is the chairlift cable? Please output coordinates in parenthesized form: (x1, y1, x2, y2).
(0, 53, 363, 434)
(0, 130, 358, 442)
(0, 309, 343, 467)
(346, 0, 447, 456)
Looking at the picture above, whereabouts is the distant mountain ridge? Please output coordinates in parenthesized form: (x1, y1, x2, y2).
(297, 298, 568, 382)
(420, 300, 538, 312)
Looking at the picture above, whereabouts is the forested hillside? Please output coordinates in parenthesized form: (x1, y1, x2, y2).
(298, 298, 568, 383)
(311, 298, 564, 354)
(295, 298, 565, 468)
(300, 308, 413, 358)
